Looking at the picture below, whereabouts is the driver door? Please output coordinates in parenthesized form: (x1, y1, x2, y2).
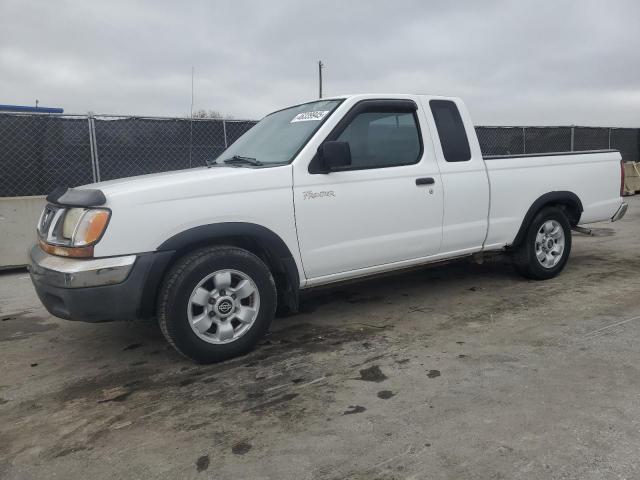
(292, 99, 443, 282)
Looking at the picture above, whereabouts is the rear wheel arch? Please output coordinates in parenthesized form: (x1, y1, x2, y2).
(139, 223, 300, 318)
(512, 205, 572, 280)
(511, 191, 583, 248)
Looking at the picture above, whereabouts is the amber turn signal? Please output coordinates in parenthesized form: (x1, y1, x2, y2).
(39, 240, 94, 258)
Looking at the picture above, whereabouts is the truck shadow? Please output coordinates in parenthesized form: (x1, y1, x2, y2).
(59, 246, 631, 367)
(294, 255, 517, 317)
(19, 254, 519, 370)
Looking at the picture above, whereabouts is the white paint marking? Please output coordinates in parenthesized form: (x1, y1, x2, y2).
(582, 315, 640, 339)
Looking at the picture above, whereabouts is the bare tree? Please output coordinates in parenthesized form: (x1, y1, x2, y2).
(191, 109, 234, 119)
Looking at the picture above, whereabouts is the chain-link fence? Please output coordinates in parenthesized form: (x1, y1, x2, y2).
(1, 112, 639, 197)
(0, 113, 95, 197)
(475, 126, 640, 159)
(92, 116, 256, 182)
(0, 113, 257, 197)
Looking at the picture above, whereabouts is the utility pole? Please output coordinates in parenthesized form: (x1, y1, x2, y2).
(318, 60, 323, 99)
(190, 67, 195, 119)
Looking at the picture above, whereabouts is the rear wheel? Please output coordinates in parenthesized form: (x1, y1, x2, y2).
(158, 246, 276, 363)
(512, 206, 572, 280)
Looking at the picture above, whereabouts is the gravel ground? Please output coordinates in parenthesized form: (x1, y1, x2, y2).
(1, 196, 639, 480)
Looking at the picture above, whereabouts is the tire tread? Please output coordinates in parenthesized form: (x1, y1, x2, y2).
(512, 206, 572, 280)
(157, 245, 275, 363)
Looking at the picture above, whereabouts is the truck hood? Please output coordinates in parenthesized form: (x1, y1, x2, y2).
(79, 165, 292, 207)
(82, 163, 296, 257)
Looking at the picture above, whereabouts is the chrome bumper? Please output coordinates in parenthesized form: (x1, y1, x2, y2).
(611, 202, 628, 222)
(29, 245, 136, 288)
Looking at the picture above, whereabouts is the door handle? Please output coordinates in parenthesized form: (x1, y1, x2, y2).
(415, 177, 435, 186)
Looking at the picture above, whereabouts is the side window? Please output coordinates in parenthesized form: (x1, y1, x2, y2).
(335, 110, 422, 169)
(429, 100, 471, 162)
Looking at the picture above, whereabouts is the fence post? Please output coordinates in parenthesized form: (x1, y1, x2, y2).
(223, 119, 228, 148)
(89, 115, 101, 182)
(522, 127, 526, 154)
(188, 117, 193, 168)
(87, 115, 97, 183)
(570, 126, 575, 152)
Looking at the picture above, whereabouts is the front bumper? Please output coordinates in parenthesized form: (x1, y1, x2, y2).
(611, 202, 628, 222)
(29, 245, 136, 288)
(29, 245, 170, 322)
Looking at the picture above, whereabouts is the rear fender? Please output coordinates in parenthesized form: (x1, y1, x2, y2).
(510, 191, 583, 247)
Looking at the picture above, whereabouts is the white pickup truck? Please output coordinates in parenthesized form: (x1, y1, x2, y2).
(29, 94, 628, 363)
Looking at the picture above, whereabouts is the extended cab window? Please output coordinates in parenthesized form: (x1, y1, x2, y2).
(429, 100, 471, 162)
(335, 109, 422, 169)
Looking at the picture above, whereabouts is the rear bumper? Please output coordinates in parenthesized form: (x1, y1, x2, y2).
(611, 202, 628, 222)
(28, 245, 171, 322)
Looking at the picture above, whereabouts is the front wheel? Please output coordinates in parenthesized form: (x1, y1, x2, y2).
(512, 206, 572, 280)
(158, 246, 276, 363)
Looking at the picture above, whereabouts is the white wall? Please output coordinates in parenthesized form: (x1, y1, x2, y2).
(0, 196, 45, 269)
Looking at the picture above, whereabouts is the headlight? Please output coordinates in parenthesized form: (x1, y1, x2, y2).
(62, 208, 86, 239)
(39, 206, 111, 257)
(70, 209, 110, 246)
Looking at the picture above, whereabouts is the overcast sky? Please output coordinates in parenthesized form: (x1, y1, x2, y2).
(1, 0, 639, 126)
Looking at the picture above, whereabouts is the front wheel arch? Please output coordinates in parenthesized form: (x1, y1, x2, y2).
(139, 223, 300, 318)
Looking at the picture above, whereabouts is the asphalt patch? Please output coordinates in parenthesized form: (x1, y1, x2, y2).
(358, 365, 387, 382)
(377, 390, 395, 399)
(343, 405, 366, 415)
(196, 455, 210, 471)
(232, 441, 252, 455)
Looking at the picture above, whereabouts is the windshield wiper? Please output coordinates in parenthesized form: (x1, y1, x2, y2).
(222, 155, 263, 166)
(205, 158, 224, 168)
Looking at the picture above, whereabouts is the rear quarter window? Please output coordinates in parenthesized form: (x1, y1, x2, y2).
(429, 100, 471, 162)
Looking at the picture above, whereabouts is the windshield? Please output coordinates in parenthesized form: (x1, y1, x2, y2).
(215, 99, 343, 165)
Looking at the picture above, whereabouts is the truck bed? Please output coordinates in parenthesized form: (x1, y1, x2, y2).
(482, 149, 623, 248)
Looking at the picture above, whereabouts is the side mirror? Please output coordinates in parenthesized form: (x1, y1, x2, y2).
(319, 141, 351, 172)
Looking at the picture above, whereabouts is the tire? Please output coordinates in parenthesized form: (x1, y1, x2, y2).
(512, 206, 572, 280)
(158, 246, 276, 363)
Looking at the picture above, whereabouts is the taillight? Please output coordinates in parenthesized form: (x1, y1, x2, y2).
(620, 160, 625, 197)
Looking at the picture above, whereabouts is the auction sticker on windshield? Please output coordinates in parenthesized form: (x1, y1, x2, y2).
(291, 111, 330, 123)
